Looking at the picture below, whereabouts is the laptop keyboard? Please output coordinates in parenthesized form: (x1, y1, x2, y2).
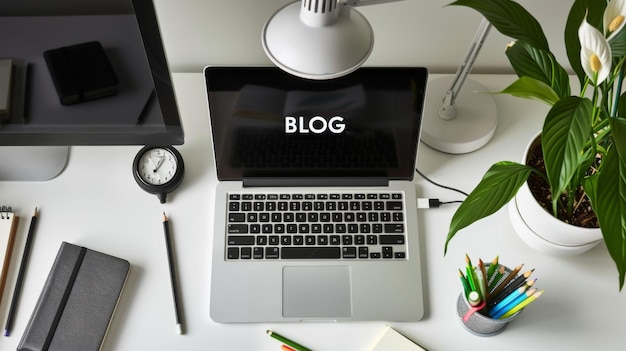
(225, 192, 408, 260)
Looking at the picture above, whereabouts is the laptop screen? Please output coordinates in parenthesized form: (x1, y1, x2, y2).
(205, 67, 428, 181)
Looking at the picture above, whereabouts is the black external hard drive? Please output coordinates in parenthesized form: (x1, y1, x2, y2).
(44, 41, 119, 105)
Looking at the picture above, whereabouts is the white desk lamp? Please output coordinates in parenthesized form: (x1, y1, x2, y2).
(263, 1, 497, 153)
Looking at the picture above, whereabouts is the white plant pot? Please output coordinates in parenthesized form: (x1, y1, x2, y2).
(508, 132, 603, 256)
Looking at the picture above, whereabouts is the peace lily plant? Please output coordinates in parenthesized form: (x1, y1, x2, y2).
(443, 0, 626, 290)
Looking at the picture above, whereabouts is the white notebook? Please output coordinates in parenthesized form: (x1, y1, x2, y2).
(370, 326, 427, 351)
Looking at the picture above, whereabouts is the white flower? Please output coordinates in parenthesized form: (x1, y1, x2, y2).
(579, 19, 612, 85)
(604, 0, 626, 40)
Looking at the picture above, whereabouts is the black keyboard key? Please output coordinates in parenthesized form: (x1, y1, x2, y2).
(380, 235, 405, 244)
(228, 224, 249, 234)
(227, 236, 254, 245)
(227, 247, 239, 259)
(358, 247, 369, 258)
(281, 247, 341, 259)
(294, 235, 304, 245)
(317, 235, 328, 245)
(266, 247, 279, 259)
(253, 247, 264, 259)
(228, 213, 246, 222)
(382, 246, 393, 258)
(241, 247, 252, 259)
(386, 201, 403, 210)
(342, 235, 353, 245)
(395, 252, 406, 258)
(384, 223, 404, 233)
(257, 236, 268, 245)
(342, 247, 357, 258)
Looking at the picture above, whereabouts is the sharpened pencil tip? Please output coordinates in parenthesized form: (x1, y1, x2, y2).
(163, 212, 168, 222)
(4, 329, 9, 337)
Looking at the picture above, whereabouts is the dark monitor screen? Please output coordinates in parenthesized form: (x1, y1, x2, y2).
(0, 0, 184, 146)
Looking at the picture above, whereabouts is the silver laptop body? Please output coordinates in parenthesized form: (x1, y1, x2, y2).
(205, 66, 428, 323)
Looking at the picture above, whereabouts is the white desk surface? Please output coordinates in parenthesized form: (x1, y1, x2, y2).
(1, 73, 624, 351)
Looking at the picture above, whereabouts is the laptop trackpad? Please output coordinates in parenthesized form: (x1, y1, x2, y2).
(282, 266, 352, 318)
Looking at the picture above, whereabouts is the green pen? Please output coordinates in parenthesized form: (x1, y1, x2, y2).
(267, 330, 312, 351)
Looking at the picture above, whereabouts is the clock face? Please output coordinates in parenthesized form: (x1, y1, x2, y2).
(137, 147, 178, 185)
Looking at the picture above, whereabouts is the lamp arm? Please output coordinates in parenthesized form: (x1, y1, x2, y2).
(439, 18, 491, 120)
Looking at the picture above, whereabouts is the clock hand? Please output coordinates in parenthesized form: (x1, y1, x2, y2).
(154, 156, 165, 171)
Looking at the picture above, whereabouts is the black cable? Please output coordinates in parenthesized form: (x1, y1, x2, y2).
(415, 168, 469, 197)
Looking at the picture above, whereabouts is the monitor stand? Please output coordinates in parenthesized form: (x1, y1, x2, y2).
(0, 146, 69, 181)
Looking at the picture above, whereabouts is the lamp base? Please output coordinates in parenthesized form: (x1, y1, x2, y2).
(420, 77, 497, 154)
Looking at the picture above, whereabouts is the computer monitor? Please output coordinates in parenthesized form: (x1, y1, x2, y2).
(0, 0, 184, 181)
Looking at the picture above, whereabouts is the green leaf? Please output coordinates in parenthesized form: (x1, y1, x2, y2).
(444, 162, 533, 254)
(497, 76, 560, 105)
(448, 0, 549, 51)
(505, 41, 570, 99)
(596, 146, 626, 290)
(610, 117, 626, 165)
(565, 0, 607, 87)
(542, 97, 594, 213)
(609, 27, 626, 57)
(618, 92, 626, 119)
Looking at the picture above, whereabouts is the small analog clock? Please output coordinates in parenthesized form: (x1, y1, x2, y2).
(133, 145, 184, 203)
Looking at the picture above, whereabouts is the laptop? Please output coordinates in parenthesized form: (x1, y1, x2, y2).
(205, 66, 428, 323)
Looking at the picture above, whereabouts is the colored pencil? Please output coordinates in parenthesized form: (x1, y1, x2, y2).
(499, 290, 544, 319)
(486, 256, 499, 280)
(490, 263, 524, 297)
(490, 270, 534, 307)
(459, 269, 471, 297)
(478, 259, 489, 300)
(488, 265, 505, 291)
(490, 278, 536, 309)
(491, 289, 537, 319)
(282, 345, 297, 351)
(489, 285, 529, 317)
(267, 330, 312, 351)
(466, 254, 481, 300)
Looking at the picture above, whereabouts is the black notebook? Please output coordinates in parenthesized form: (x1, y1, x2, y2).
(18, 242, 130, 351)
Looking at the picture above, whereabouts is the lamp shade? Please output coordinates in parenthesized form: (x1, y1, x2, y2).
(262, 0, 374, 80)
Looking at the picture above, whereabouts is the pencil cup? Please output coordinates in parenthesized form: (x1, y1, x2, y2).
(456, 293, 522, 336)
